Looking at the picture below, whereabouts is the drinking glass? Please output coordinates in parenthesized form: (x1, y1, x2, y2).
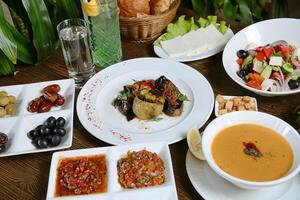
(81, 0, 122, 68)
(57, 18, 95, 88)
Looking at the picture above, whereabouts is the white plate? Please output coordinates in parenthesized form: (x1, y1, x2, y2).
(223, 18, 300, 96)
(153, 28, 234, 62)
(186, 151, 300, 200)
(46, 142, 177, 200)
(0, 79, 75, 157)
(77, 57, 214, 145)
(214, 95, 258, 117)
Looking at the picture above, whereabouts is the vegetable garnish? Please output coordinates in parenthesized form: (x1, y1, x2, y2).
(243, 142, 263, 158)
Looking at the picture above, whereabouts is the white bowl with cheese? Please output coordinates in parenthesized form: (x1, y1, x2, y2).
(223, 18, 300, 96)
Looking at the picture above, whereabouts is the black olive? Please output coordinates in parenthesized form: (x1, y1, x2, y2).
(237, 49, 248, 59)
(55, 117, 66, 128)
(40, 126, 51, 136)
(45, 134, 53, 143)
(45, 116, 56, 127)
(37, 138, 48, 149)
(35, 125, 44, 131)
(32, 136, 42, 148)
(57, 128, 66, 137)
(0, 132, 8, 145)
(52, 127, 60, 135)
(288, 79, 300, 90)
(0, 145, 5, 153)
(27, 130, 39, 139)
(236, 70, 247, 78)
(50, 134, 61, 147)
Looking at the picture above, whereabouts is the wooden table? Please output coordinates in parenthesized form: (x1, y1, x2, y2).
(1, 27, 300, 200)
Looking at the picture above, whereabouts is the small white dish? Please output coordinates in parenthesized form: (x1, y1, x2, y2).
(154, 28, 234, 62)
(222, 18, 300, 96)
(77, 57, 214, 145)
(186, 150, 300, 200)
(0, 79, 75, 157)
(46, 142, 177, 200)
(214, 95, 258, 117)
(202, 111, 300, 189)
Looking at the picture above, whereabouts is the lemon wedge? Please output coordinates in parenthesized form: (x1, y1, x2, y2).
(187, 128, 205, 160)
(82, 0, 100, 16)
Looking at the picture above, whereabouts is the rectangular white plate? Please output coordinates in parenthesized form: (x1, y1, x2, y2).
(0, 79, 75, 157)
(46, 142, 178, 200)
(215, 95, 258, 117)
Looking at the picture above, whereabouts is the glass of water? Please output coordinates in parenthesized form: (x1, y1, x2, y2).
(57, 18, 95, 88)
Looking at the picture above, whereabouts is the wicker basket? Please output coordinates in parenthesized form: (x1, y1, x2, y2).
(119, 0, 180, 42)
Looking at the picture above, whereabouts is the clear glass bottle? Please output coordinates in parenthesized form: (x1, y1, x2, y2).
(81, 0, 122, 68)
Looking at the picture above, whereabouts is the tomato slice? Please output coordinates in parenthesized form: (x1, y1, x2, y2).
(236, 58, 244, 66)
(263, 46, 274, 59)
(256, 51, 265, 61)
(275, 44, 291, 57)
(247, 80, 262, 90)
(248, 73, 264, 84)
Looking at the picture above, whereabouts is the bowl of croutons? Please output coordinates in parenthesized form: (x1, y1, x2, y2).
(118, 0, 180, 42)
(215, 94, 258, 117)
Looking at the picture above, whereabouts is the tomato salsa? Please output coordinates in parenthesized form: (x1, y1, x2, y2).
(117, 149, 166, 189)
(55, 154, 107, 196)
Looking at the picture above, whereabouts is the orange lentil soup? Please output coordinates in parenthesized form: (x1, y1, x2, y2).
(212, 124, 293, 182)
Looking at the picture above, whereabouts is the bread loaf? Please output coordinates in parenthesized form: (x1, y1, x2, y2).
(118, 0, 150, 17)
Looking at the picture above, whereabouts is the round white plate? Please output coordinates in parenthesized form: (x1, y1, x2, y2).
(223, 18, 300, 96)
(77, 57, 214, 145)
(153, 28, 234, 62)
(186, 151, 300, 200)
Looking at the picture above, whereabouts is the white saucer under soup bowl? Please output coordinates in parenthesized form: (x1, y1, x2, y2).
(202, 111, 300, 190)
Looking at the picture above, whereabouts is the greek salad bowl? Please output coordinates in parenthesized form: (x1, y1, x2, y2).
(223, 18, 300, 96)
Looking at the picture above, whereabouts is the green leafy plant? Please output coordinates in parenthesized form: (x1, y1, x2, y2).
(185, 0, 288, 25)
(0, 0, 81, 76)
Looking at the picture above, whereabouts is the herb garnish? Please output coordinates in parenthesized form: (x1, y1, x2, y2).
(179, 94, 189, 102)
(243, 142, 263, 158)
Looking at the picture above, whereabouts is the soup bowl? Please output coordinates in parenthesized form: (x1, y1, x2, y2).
(202, 111, 300, 190)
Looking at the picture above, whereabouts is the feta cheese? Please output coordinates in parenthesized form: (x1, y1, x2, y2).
(245, 42, 258, 50)
(202, 25, 224, 50)
(252, 58, 264, 73)
(294, 47, 300, 59)
(161, 36, 190, 57)
(269, 56, 283, 66)
(184, 29, 207, 56)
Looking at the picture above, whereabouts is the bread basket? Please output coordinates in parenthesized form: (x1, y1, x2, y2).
(119, 0, 180, 42)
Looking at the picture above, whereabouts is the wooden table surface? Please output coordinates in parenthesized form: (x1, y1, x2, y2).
(1, 24, 300, 200)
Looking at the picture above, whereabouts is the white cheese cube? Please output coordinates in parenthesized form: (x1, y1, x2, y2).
(246, 42, 258, 50)
(295, 47, 300, 59)
(269, 56, 283, 66)
(253, 58, 264, 73)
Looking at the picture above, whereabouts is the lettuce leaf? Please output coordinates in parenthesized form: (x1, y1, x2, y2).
(154, 15, 229, 46)
(154, 16, 198, 46)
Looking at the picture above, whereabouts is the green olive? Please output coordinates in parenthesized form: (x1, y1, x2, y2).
(0, 96, 9, 106)
(0, 107, 6, 117)
(5, 104, 15, 115)
(132, 97, 163, 120)
(0, 91, 8, 97)
(8, 95, 16, 104)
